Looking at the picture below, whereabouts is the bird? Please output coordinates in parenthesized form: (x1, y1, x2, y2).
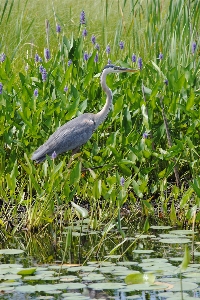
(31, 64, 137, 163)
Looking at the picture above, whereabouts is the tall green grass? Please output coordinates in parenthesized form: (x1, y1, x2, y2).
(0, 0, 200, 230)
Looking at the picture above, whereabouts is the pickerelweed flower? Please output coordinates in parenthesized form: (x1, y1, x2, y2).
(34, 88, 38, 97)
(0, 82, 3, 94)
(108, 59, 112, 64)
(82, 28, 87, 37)
(106, 45, 110, 54)
(44, 48, 50, 61)
(51, 151, 57, 160)
(25, 65, 29, 71)
(94, 53, 98, 63)
(35, 53, 39, 63)
(42, 68, 47, 81)
(68, 59, 72, 66)
(91, 35, 96, 45)
(143, 132, 149, 139)
(56, 24, 61, 33)
(95, 43, 100, 51)
(164, 79, 169, 86)
(83, 52, 89, 61)
(132, 53, 136, 62)
(192, 42, 197, 54)
(0, 53, 6, 63)
(138, 57, 143, 70)
(64, 85, 68, 92)
(39, 65, 44, 73)
(159, 52, 163, 60)
(120, 177, 125, 186)
(119, 41, 124, 50)
(80, 10, 86, 24)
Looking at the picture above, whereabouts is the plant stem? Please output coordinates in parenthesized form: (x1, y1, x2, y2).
(159, 96, 181, 187)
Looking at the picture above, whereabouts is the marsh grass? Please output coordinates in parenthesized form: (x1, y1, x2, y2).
(0, 0, 200, 231)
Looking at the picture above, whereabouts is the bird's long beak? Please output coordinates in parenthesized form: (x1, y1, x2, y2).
(124, 68, 138, 72)
(118, 67, 138, 73)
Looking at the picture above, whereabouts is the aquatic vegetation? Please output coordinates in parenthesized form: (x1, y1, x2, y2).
(0, 0, 199, 232)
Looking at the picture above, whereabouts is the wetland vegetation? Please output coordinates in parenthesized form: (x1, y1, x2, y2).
(0, 0, 200, 299)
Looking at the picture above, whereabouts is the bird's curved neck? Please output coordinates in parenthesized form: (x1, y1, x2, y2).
(95, 71, 112, 128)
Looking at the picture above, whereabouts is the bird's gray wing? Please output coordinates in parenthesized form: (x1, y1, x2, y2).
(31, 113, 96, 162)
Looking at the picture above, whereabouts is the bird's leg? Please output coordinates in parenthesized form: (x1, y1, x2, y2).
(67, 147, 80, 168)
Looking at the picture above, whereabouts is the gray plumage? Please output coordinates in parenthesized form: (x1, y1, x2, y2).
(31, 64, 136, 163)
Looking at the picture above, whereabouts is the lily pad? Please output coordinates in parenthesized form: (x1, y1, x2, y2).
(159, 238, 191, 244)
(17, 268, 36, 276)
(169, 230, 195, 235)
(125, 273, 155, 285)
(150, 226, 172, 230)
(0, 249, 24, 255)
(133, 250, 154, 254)
(88, 282, 126, 290)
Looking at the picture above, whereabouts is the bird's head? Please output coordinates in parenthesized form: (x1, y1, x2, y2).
(102, 64, 137, 75)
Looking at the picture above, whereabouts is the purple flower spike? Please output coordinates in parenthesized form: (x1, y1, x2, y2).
(132, 54, 136, 62)
(80, 10, 86, 24)
(0, 53, 6, 63)
(159, 52, 163, 60)
(95, 43, 100, 51)
(68, 59, 72, 66)
(164, 79, 168, 86)
(83, 52, 89, 61)
(192, 42, 197, 54)
(51, 151, 57, 160)
(143, 132, 149, 139)
(120, 177, 125, 186)
(82, 28, 87, 37)
(39, 65, 44, 73)
(91, 35, 96, 45)
(94, 53, 98, 63)
(34, 88, 38, 97)
(106, 45, 110, 54)
(35, 53, 39, 63)
(64, 86, 68, 92)
(42, 68, 47, 82)
(138, 57, 143, 70)
(56, 24, 61, 33)
(0, 82, 3, 94)
(119, 41, 124, 50)
(108, 59, 112, 64)
(44, 48, 50, 61)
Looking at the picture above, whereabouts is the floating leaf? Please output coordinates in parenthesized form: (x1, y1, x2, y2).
(133, 250, 154, 254)
(125, 273, 155, 285)
(17, 268, 36, 276)
(0, 249, 24, 255)
(88, 282, 126, 290)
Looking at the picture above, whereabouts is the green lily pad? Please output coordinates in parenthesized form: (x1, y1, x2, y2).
(169, 230, 195, 235)
(0, 249, 24, 255)
(125, 273, 155, 285)
(88, 282, 126, 290)
(17, 268, 36, 276)
(159, 238, 191, 244)
(150, 226, 172, 230)
(133, 250, 154, 254)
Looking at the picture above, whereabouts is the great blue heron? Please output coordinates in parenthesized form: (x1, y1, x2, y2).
(31, 64, 137, 163)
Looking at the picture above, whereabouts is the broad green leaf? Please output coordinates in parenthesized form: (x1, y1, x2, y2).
(125, 272, 155, 285)
(17, 268, 36, 276)
(71, 202, 88, 218)
(180, 245, 190, 271)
